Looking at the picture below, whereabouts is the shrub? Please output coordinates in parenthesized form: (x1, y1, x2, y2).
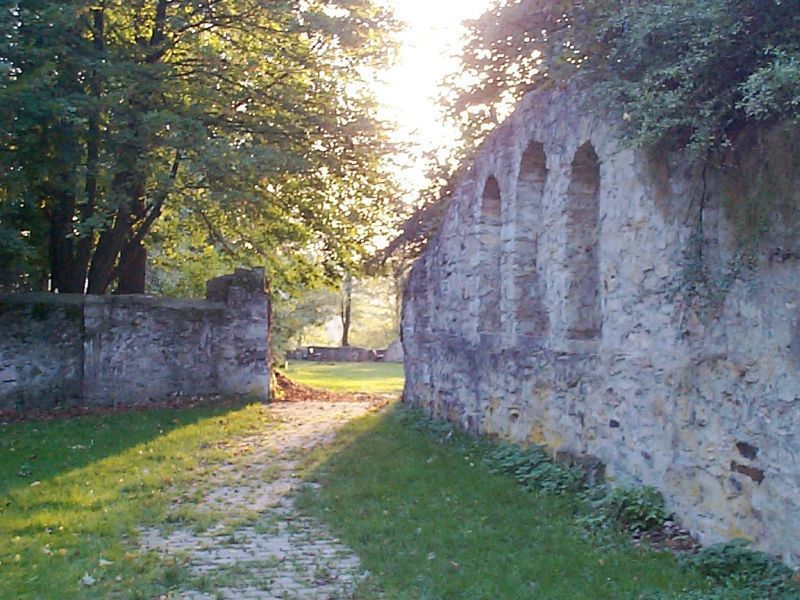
(578, 484, 669, 535)
(687, 539, 795, 596)
(484, 442, 585, 494)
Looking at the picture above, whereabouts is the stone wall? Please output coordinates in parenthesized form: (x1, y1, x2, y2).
(0, 268, 270, 413)
(288, 346, 378, 363)
(383, 339, 404, 363)
(402, 84, 800, 566)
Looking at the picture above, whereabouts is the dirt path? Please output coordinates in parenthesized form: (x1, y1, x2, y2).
(140, 398, 385, 599)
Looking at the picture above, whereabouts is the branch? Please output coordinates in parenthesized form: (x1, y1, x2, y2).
(197, 209, 237, 256)
(108, 151, 181, 284)
(129, 150, 181, 249)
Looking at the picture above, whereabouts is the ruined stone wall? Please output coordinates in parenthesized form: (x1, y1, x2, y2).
(0, 296, 85, 411)
(402, 85, 800, 566)
(0, 268, 270, 413)
(289, 346, 379, 363)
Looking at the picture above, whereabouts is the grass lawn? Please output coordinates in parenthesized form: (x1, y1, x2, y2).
(0, 401, 273, 599)
(297, 405, 759, 599)
(2, 362, 791, 599)
(284, 360, 404, 394)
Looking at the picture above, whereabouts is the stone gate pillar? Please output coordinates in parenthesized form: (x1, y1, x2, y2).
(206, 268, 271, 402)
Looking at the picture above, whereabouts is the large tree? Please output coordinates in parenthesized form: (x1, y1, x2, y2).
(0, 0, 398, 294)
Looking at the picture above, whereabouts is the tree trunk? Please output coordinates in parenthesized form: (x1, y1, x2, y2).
(73, 3, 106, 291)
(86, 208, 129, 294)
(87, 2, 169, 295)
(116, 242, 147, 294)
(86, 166, 145, 294)
(340, 275, 353, 347)
(46, 146, 86, 293)
(46, 5, 105, 294)
(48, 191, 75, 292)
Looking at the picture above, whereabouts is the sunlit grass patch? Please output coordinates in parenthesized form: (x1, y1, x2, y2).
(0, 401, 273, 599)
(296, 405, 720, 599)
(284, 361, 404, 394)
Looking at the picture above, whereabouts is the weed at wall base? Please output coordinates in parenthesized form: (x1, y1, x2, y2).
(399, 407, 799, 599)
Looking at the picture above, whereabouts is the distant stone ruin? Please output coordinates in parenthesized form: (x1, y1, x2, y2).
(383, 339, 404, 363)
(402, 85, 800, 566)
(0, 268, 270, 414)
(288, 346, 378, 363)
(287, 339, 403, 363)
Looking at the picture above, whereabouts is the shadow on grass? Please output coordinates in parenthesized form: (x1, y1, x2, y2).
(296, 404, 710, 600)
(0, 399, 271, 599)
(0, 400, 251, 497)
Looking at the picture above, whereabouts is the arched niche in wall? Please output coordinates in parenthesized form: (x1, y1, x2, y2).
(408, 258, 432, 341)
(565, 142, 602, 340)
(477, 175, 502, 334)
(514, 141, 550, 340)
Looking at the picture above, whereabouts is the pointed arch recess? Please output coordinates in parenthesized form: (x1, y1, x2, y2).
(514, 142, 549, 340)
(478, 176, 502, 334)
(565, 143, 602, 340)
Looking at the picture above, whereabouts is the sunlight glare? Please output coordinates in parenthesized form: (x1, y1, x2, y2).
(376, 0, 495, 198)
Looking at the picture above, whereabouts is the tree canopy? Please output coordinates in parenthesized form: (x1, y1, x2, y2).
(449, 0, 800, 154)
(388, 0, 800, 260)
(0, 0, 399, 295)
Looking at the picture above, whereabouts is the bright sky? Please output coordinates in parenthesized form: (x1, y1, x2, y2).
(375, 0, 494, 198)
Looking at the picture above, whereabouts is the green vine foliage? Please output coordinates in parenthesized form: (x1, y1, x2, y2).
(587, 1, 800, 155)
(449, 0, 800, 157)
(673, 121, 800, 318)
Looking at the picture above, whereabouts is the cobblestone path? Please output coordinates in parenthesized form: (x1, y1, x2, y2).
(140, 399, 383, 599)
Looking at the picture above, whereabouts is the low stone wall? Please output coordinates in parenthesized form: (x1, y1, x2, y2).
(0, 295, 85, 411)
(402, 84, 800, 566)
(289, 346, 378, 363)
(383, 339, 404, 363)
(0, 268, 270, 413)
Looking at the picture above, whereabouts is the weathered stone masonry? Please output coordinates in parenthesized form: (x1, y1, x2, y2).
(0, 268, 270, 413)
(402, 85, 800, 566)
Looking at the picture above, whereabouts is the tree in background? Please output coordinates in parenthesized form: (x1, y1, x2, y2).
(350, 275, 402, 348)
(340, 273, 353, 347)
(274, 275, 399, 353)
(269, 273, 401, 360)
(271, 286, 340, 362)
(0, 0, 399, 295)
